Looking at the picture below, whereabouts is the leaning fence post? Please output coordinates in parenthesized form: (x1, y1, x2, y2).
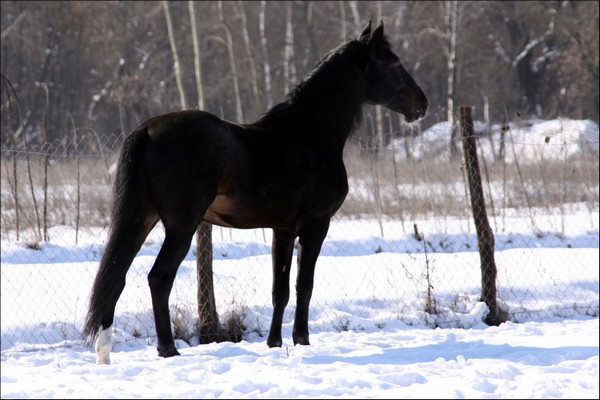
(195, 221, 223, 343)
(459, 105, 504, 326)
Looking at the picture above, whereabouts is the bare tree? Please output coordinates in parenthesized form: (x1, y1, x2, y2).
(338, 1, 347, 41)
(237, 1, 260, 106)
(300, 1, 320, 71)
(162, 0, 187, 109)
(283, 1, 297, 94)
(188, 0, 204, 110)
(259, 0, 273, 109)
(551, 1, 599, 120)
(486, 1, 557, 117)
(445, 0, 459, 159)
(348, 1, 361, 35)
(445, 1, 458, 129)
(218, 1, 243, 122)
(1, 1, 597, 154)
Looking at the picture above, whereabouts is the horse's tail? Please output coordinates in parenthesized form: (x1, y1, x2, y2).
(82, 126, 151, 340)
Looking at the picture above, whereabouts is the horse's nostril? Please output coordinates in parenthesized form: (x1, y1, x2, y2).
(414, 107, 426, 118)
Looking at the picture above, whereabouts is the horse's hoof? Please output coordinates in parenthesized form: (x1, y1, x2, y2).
(158, 345, 181, 358)
(293, 335, 310, 346)
(267, 338, 282, 348)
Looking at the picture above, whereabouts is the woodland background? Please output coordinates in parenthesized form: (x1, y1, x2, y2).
(1, 0, 598, 150)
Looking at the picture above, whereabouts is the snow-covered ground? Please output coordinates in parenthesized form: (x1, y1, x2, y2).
(1, 117, 598, 398)
(1, 210, 598, 398)
(1, 318, 597, 398)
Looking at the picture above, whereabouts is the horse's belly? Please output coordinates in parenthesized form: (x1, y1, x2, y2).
(204, 194, 296, 229)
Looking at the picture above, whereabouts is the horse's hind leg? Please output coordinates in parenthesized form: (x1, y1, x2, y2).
(89, 210, 159, 365)
(147, 223, 198, 357)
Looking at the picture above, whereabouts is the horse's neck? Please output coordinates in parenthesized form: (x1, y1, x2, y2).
(254, 41, 366, 151)
(303, 91, 364, 151)
(299, 45, 366, 149)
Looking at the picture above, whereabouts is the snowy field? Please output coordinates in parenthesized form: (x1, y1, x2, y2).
(1, 318, 597, 398)
(1, 117, 599, 398)
(1, 212, 598, 398)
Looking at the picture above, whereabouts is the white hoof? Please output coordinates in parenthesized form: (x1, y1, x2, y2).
(95, 326, 113, 365)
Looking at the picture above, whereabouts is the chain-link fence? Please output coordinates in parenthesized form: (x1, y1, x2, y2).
(1, 119, 599, 352)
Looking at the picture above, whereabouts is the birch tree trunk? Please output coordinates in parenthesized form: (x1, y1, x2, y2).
(259, 0, 273, 109)
(446, 0, 458, 124)
(392, 2, 408, 41)
(338, 1, 347, 41)
(237, 1, 260, 105)
(283, 1, 297, 94)
(218, 1, 243, 122)
(445, 0, 459, 159)
(301, 1, 319, 71)
(162, 0, 187, 109)
(348, 1, 361, 35)
(188, 0, 204, 110)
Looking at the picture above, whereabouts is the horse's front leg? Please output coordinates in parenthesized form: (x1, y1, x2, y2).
(267, 229, 295, 348)
(293, 218, 330, 346)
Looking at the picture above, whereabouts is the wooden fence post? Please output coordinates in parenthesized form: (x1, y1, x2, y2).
(459, 105, 504, 325)
(195, 221, 224, 343)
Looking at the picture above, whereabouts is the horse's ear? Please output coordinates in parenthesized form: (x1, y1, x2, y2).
(368, 20, 384, 48)
(359, 20, 372, 41)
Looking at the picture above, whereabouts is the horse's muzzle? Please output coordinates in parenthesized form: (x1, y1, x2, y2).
(403, 105, 427, 123)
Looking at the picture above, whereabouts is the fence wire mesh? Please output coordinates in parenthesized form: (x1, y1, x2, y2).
(1, 121, 598, 353)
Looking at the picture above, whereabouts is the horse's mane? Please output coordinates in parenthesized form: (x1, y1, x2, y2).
(252, 38, 384, 146)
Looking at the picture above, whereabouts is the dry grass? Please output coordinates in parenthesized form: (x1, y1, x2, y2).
(339, 143, 599, 221)
(1, 157, 114, 241)
(1, 141, 598, 242)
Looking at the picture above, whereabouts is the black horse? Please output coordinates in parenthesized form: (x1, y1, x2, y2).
(83, 20, 427, 364)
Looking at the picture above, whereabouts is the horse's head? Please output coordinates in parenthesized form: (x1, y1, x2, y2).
(360, 21, 428, 123)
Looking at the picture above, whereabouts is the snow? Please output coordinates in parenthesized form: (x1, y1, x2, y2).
(1, 319, 598, 399)
(396, 118, 599, 162)
(1, 117, 598, 398)
(1, 212, 598, 398)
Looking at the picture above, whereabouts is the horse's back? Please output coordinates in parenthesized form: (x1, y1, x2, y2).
(140, 110, 232, 165)
(141, 110, 230, 145)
